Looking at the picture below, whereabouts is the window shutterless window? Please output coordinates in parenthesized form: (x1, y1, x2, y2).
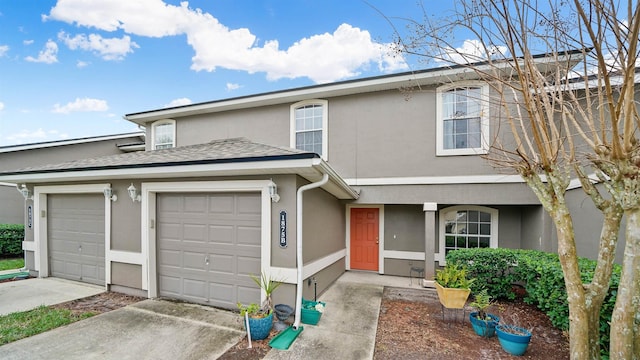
(290, 100, 328, 159)
(151, 120, 175, 150)
(436, 84, 489, 156)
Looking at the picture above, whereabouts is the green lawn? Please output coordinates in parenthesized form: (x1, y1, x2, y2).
(0, 306, 96, 345)
(0, 258, 24, 271)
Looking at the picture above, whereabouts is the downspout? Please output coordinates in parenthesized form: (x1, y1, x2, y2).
(292, 173, 329, 330)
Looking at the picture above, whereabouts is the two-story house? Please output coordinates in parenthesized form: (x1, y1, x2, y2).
(0, 51, 608, 309)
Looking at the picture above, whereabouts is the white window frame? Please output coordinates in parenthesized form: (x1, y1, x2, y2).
(436, 205, 499, 265)
(151, 119, 176, 150)
(290, 99, 328, 160)
(436, 82, 490, 156)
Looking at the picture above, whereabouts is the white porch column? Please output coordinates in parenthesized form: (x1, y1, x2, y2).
(423, 202, 437, 288)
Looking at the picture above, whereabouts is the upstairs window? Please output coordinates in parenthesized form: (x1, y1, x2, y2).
(436, 84, 489, 156)
(152, 120, 175, 150)
(290, 100, 328, 159)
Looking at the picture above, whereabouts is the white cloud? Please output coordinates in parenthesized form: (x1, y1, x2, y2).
(435, 39, 507, 64)
(58, 31, 139, 60)
(6, 129, 71, 144)
(52, 97, 109, 114)
(46, 0, 407, 83)
(0, 45, 8, 57)
(23, 40, 34, 45)
(226, 83, 241, 91)
(163, 97, 192, 108)
(25, 40, 58, 63)
(0, 102, 4, 111)
(77, 60, 90, 68)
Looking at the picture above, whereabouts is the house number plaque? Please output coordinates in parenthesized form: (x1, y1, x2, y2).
(27, 205, 33, 229)
(279, 210, 287, 248)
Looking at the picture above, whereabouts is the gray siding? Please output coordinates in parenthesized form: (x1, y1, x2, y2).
(301, 178, 345, 263)
(560, 186, 625, 264)
(0, 185, 23, 224)
(384, 205, 424, 252)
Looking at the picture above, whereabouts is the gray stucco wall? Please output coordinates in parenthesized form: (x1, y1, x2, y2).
(300, 178, 345, 263)
(384, 204, 425, 252)
(0, 185, 24, 224)
(560, 186, 625, 264)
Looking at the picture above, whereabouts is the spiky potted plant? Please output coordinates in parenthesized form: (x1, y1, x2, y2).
(434, 263, 474, 309)
(237, 272, 282, 341)
(469, 288, 499, 337)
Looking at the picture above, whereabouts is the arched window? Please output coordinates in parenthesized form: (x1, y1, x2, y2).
(290, 99, 328, 159)
(437, 205, 498, 264)
(436, 83, 489, 156)
(151, 119, 175, 150)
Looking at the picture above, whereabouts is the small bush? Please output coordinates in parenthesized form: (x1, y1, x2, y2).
(446, 248, 620, 358)
(0, 224, 24, 258)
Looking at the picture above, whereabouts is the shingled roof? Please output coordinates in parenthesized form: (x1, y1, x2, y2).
(0, 138, 317, 175)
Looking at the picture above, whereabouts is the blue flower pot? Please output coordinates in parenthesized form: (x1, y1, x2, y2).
(496, 324, 532, 356)
(244, 312, 273, 340)
(469, 312, 499, 337)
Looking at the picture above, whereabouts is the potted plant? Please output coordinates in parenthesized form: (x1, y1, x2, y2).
(434, 263, 474, 309)
(237, 272, 282, 340)
(237, 302, 274, 341)
(469, 288, 499, 337)
(495, 315, 532, 356)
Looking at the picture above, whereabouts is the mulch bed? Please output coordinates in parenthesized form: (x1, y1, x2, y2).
(374, 287, 570, 359)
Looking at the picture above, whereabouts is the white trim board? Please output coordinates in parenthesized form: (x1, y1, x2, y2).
(270, 249, 346, 284)
(345, 175, 524, 186)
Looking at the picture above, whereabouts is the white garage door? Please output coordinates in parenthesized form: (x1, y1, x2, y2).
(48, 194, 105, 285)
(157, 192, 262, 309)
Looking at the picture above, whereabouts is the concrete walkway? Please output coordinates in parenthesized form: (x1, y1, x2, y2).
(0, 299, 245, 360)
(0, 277, 104, 315)
(264, 271, 429, 360)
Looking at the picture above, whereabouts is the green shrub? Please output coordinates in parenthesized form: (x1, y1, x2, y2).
(446, 248, 620, 358)
(0, 224, 24, 258)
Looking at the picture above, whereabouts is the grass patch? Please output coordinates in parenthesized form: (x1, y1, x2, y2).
(0, 306, 96, 345)
(0, 258, 24, 271)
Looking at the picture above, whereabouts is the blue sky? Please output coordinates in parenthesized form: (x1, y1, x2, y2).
(0, 0, 456, 146)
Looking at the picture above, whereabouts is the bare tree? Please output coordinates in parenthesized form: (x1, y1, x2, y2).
(395, 0, 639, 358)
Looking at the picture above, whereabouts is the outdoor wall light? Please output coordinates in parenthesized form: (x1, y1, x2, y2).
(17, 184, 33, 200)
(127, 183, 141, 202)
(268, 181, 280, 203)
(103, 187, 117, 202)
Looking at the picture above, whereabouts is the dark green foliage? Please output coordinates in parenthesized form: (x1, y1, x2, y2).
(446, 248, 620, 358)
(0, 224, 24, 257)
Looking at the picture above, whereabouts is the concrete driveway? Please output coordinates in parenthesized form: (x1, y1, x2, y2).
(0, 299, 246, 360)
(0, 277, 104, 316)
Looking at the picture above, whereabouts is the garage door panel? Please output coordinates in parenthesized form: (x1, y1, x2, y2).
(208, 225, 234, 243)
(159, 275, 181, 295)
(48, 194, 105, 286)
(237, 195, 261, 215)
(208, 195, 234, 214)
(157, 192, 261, 309)
(237, 226, 261, 246)
(183, 252, 207, 271)
(183, 278, 208, 299)
(183, 223, 207, 242)
(158, 249, 181, 267)
(209, 254, 233, 273)
(237, 257, 261, 275)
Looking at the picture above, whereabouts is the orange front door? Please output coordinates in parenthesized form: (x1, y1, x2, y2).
(350, 208, 379, 271)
